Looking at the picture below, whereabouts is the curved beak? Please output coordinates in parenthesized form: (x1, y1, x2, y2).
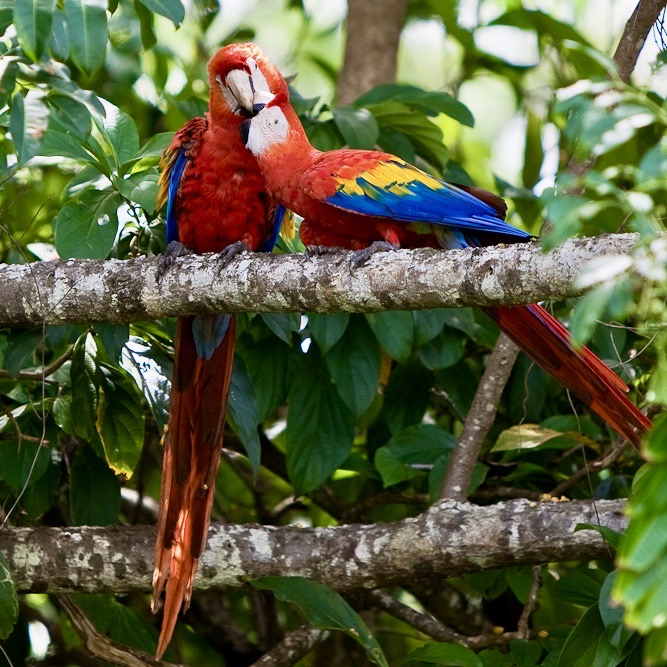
(240, 118, 251, 145)
(219, 69, 255, 117)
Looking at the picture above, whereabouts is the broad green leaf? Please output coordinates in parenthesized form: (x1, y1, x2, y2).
(48, 3, 68, 59)
(64, 0, 108, 74)
(13, 0, 55, 61)
(54, 190, 121, 259)
(137, 0, 184, 26)
(124, 131, 173, 166)
(252, 577, 388, 667)
(478, 650, 514, 667)
(0, 58, 18, 108)
(286, 348, 355, 494)
(103, 104, 140, 166)
(366, 311, 414, 363)
(96, 363, 145, 478)
(133, 0, 156, 50)
(491, 424, 568, 452)
(260, 313, 299, 345)
(70, 445, 120, 525)
(3, 329, 42, 377)
(0, 553, 18, 641)
(557, 603, 623, 667)
(114, 169, 159, 213)
(227, 355, 261, 472)
(9, 90, 48, 164)
(412, 309, 448, 346)
(574, 523, 622, 551)
(42, 129, 97, 162)
(326, 315, 380, 417)
(0, 439, 52, 493)
(308, 313, 350, 353)
(405, 641, 482, 666)
(356, 83, 474, 128)
(70, 332, 98, 439)
(375, 424, 455, 487)
(570, 282, 616, 346)
(240, 335, 290, 423)
(509, 638, 542, 666)
(506, 567, 538, 605)
(95, 323, 130, 362)
(417, 327, 466, 370)
(121, 336, 170, 432)
(552, 571, 605, 607)
(382, 361, 432, 433)
(490, 9, 589, 45)
(332, 106, 379, 149)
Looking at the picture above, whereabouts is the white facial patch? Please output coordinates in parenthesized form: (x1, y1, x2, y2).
(247, 57, 271, 96)
(246, 106, 289, 156)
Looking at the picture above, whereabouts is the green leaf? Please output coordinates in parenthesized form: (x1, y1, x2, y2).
(95, 323, 129, 361)
(70, 445, 120, 525)
(0, 439, 52, 493)
(114, 169, 159, 213)
(3, 329, 42, 377)
(252, 577, 388, 667)
(70, 332, 98, 439)
(366, 311, 413, 363)
(509, 638, 542, 666)
(326, 315, 380, 417)
(557, 603, 623, 667)
(137, 0, 184, 26)
(13, 0, 55, 61)
(9, 90, 48, 164)
(382, 361, 432, 433)
(0, 553, 18, 641)
(375, 424, 455, 487)
(332, 106, 379, 149)
(95, 363, 145, 478)
(133, 0, 156, 50)
(227, 355, 260, 472)
(570, 283, 616, 346)
(575, 523, 622, 551)
(54, 190, 121, 259)
(417, 327, 466, 370)
(308, 313, 350, 353)
(405, 641, 482, 666)
(260, 313, 299, 345)
(491, 424, 569, 452)
(552, 571, 605, 607)
(42, 129, 97, 161)
(63, 0, 108, 74)
(490, 9, 589, 45)
(286, 348, 355, 494)
(103, 104, 140, 166)
(0, 58, 18, 108)
(356, 83, 474, 128)
(129, 131, 174, 162)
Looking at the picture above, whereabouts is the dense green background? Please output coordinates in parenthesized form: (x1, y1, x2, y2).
(0, 0, 665, 665)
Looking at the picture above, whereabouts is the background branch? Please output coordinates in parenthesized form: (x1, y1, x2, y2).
(0, 234, 641, 327)
(2, 499, 627, 594)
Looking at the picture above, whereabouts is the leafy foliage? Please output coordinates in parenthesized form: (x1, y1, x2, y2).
(0, 0, 664, 664)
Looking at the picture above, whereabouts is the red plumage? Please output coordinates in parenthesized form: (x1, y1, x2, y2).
(243, 93, 650, 449)
(153, 44, 289, 658)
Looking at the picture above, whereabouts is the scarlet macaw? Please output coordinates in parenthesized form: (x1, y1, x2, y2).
(238, 91, 651, 447)
(153, 44, 290, 658)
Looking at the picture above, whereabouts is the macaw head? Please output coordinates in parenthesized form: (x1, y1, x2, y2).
(241, 94, 297, 158)
(208, 43, 288, 123)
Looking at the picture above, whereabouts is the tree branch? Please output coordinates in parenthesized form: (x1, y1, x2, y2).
(1, 499, 626, 594)
(614, 0, 667, 83)
(439, 334, 519, 501)
(249, 625, 328, 667)
(0, 234, 642, 327)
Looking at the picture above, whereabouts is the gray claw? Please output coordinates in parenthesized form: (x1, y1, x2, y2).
(349, 241, 399, 269)
(157, 241, 193, 282)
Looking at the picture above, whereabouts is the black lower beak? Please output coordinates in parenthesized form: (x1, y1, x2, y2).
(240, 118, 251, 145)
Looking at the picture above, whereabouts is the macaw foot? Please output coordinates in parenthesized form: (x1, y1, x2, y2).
(349, 241, 399, 269)
(304, 245, 348, 258)
(157, 241, 193, 282)
(217, 241, 250, 272)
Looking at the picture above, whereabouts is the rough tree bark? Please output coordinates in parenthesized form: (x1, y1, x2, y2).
(0, 234, 641, 327)
(337, 0, 407, 104)
(2, 500, 626, 594)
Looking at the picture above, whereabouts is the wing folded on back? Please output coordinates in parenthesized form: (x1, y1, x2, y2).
(157, 117, 209, 244)
(314, 156, 531, 244)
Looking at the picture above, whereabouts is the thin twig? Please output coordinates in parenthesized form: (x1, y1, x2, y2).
(517, 565, 542, 639)
(439, 335, 519, 501)
(0, 347, 73, 381)
(57, 595, 180, 667)
(549, 441, 629, 497)
(370, 590, 539, 650)
(249, 624, 328, 667)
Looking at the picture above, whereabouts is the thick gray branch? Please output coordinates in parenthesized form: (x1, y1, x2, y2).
(2, 499, 625, 594)
(0, 234, 640, 327)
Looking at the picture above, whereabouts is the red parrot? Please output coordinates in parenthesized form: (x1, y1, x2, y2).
(239, 92, 651, 448)
(153, 44, 290, 658)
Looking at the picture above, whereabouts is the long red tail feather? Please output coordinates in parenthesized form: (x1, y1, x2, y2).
(152, 315, 237, 658)
(485, 304, 651, 448)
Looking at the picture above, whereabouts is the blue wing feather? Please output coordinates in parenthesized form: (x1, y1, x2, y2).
(166, 149, 189, 244)
(324, 160, 531, 245)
